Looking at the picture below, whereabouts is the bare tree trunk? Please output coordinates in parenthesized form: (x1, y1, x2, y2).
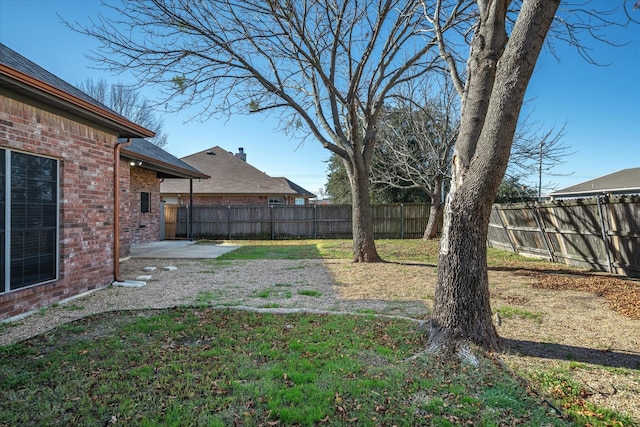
(349, 160, 382, 263)
(423, 201, 442, 240)
(429, 0, 560, 353)
(430, 182, 501, 351)
(423, 177, 444, 240)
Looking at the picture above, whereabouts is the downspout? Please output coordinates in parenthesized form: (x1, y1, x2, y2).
(114, 138, 131, 282)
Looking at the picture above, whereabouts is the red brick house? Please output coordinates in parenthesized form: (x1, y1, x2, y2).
(160, 146, 316, 206)
(0, 44, 207, 320)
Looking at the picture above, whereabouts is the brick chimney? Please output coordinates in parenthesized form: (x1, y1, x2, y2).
(235, 147, 247, 162)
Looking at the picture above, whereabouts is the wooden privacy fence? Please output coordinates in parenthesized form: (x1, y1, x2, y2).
(164, 203, 432, 241)
(488, 196, 640, 278)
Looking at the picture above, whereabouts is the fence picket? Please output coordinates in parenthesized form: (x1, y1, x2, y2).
(165, 203, 433, 241)
(488, 196, 639, 278)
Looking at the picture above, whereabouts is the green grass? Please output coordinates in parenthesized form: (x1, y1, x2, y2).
(252, 288, 293, 299)
(205, 239, 636, 425)
(494, 306, 544, 323)
(297, 289, 322, 297)
(194, 290, 221, 307)
(217, 242, 322, 260)
(527, 366, 637, 426)
(4, 239, 629, 425)
(218, 239, 442, 264)
(0, 308, 570, 426)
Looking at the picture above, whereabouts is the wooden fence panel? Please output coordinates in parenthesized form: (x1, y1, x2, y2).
(537, 200, 608, 270)
(272, 205, 316, 238)
(193, 206, 229, 238)
(488, 196, 639, 278)
(604, 197, 640, 277)
(372, 204, 403, 238)
(402, 204, 433, 238)
(170, 203, 434, 240)
(496, 205, 550, 258)
(315, 205, 353, 238)
(488, 208, 516, 252)
(229, 206, 272, 239)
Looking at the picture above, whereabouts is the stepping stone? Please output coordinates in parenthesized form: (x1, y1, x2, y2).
(136, 275, 152, 281)
(164, 266, 178, 271)
(143, 267, 157, 272)
(113, 280, 146, 288)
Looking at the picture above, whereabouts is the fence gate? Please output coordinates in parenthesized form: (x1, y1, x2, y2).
(163, 204, 179, 240)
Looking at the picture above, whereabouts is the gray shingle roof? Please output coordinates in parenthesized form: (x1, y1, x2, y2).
(1, 43, 205, 179)
(273, 177, 316, 198)
(119, 138, 209, 180)
(160, 146, 313, 196)
(550, 167, 640, 198)
(0, 43, 152, 138)
(0, 43, 115, 113)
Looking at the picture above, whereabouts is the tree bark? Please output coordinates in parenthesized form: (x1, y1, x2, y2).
(429, 0, 560, 353)
(431, 174, 501, 351)
(423, 177, 444, 240)
(348, 157, 382, 263)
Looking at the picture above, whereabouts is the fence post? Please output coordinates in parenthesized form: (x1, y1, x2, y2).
(271, 205, 274, 240)
(227, 205, 232, 240)
(189, 179, 194, 241)
(313, 204, 317, 239)
(596, 195, 614, 273)
(399, 203, 404, 239)
(531, 203, 555, 262)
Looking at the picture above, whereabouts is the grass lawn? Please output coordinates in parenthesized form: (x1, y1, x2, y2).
(1, 239, 636, 426)
(1, 308, 569, 426)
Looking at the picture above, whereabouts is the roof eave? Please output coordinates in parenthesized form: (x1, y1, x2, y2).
(551, 187, 640, 197)
(121, 150, 210, 180)
(0, 64, 154, 139)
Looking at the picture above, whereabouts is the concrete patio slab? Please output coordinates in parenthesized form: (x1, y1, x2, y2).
(129, 240, 240, 259)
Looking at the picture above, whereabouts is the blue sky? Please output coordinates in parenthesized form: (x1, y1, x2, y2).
(1, 0, 638, 196)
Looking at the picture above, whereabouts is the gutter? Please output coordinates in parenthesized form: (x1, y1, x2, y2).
(549, 188, 640, 200)
(120, 150, 209, 180)
(1, 64, 154, 138)
(113, 139, 131, 282)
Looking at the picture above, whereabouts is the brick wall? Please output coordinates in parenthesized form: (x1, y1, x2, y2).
(127, 166, 161, 246)
(0, 94, 119, 320)
(118, 158, 132, 257)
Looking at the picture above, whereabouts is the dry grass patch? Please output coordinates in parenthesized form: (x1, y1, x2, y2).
(328, 260, 436, 303)
(323, 253, 640, 424)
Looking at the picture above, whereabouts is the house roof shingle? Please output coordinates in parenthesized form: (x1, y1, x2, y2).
(550, 167, 640, 198)
(120, 138, 209, 180)
(160, 146, 315, 197)
(274, 177, 317, 198)
(0, 43, 152, 138)
(1, 43, 207, 180)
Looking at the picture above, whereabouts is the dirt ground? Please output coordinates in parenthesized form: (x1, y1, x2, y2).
(323, 260, 640, 423)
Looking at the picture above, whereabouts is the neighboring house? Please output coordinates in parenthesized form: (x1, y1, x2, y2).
(549, 168, 640, 200)
(161, 146, 316, 206)
(0, 44, 207, 320)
